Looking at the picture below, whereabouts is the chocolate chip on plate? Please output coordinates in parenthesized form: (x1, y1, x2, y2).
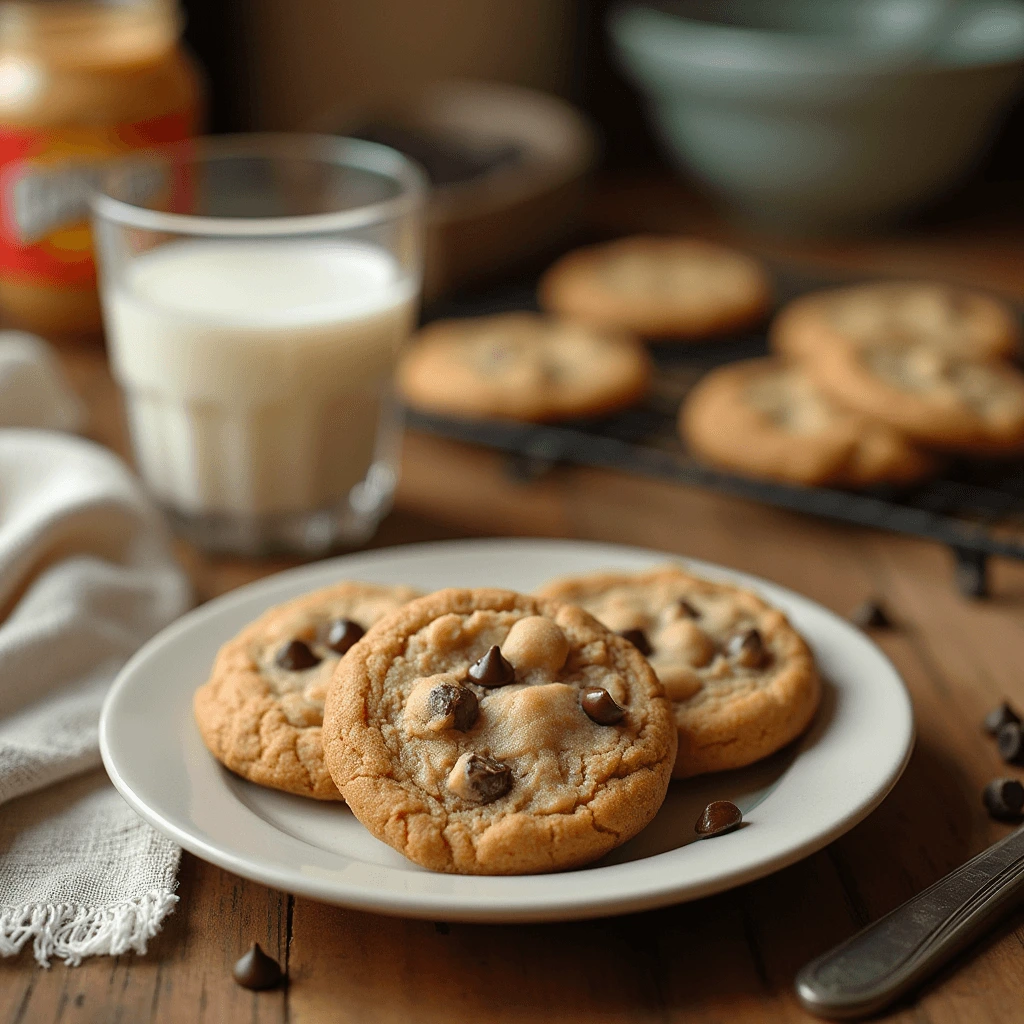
(325, 617, 364, 655)
(984, 701, 1022, 736)
(233, 943, 283, 990)
(467, 645, 516, 688)
(454, 752, 513, 803)
(850, 599, 893, 629)
(997, 722, 1024, 765)
(275, 639, 321, 671)
(677, 599, 701, 619)
(695, 800, 743, 839)
(727, 628, 768, 669)
(983, 778, 1024, 821)
(617, 628, 652, 657)
(580, 686, 626, 725)
(427, 683, 479, 731)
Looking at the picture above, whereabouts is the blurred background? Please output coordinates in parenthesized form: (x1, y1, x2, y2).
(186, 0, 1024, 222)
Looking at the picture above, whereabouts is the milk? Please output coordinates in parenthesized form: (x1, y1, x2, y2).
(104, 239, 417, 519)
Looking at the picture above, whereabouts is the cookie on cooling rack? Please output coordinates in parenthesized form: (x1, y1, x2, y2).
(771, 281, 1019, 362)
(538, 235, 772, 340)
(679, 358, 934, 487)
(397, 312, 651, 422)
(803, 340, 1024, 453)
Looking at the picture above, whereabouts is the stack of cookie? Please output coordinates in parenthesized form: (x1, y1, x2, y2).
(682, 281, 1024, 487)
(398, 235, 772, 423)
(195, 565, 819, 875)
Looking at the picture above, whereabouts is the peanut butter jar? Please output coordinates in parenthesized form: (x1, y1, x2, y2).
(0, 0, 202, 338)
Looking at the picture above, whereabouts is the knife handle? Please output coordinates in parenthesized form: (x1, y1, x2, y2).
(795, 824, 1024, 1019)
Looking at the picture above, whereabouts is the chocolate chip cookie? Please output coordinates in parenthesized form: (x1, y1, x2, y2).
(804, 340, 1024, 452)
(194, 581, 420, 800)
(322, 588, 677, 874)
(538, 236, 772, 340)
(680, 358, 934, 486)
(771, 282, 1019, 362)
(536, 567, 820, 779)
(397, 312, 651, 422)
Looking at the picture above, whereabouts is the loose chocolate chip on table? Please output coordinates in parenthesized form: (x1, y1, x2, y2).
(427, 683, 479, 731)
(461, 752, 513, 803)
(985, 701, 1022, 736)
(275, 639, 321, 671)
(850, 599, 893, 629)
(581, 686, 626, 725)
(233, 943, 283, 990)
(997, 722, 1024, 765)
(695, 800, 743, 839)
(467, 645, 516, 688)
(617, 628, 653, 656)
(677, 599, 701, 619)
(727, 628, 768, 669)
(983, 778, 1024, 821)
(325, 617, 364, 655)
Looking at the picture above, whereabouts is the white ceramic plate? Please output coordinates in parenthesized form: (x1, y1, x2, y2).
(100, 539, 913, 922)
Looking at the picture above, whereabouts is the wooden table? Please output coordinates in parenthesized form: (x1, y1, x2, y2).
(4, 181, 1024, 1023)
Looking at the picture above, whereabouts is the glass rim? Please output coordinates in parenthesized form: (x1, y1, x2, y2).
(90, 133, 428, 237)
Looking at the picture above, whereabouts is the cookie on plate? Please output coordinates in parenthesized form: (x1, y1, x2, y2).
(397, 312, 651, 422)
(322, 588, 677, 874)
(771, 282, 1019, 362)
(536, 567, 820, 779)
(194, 581, 421, 800)
(804, 340, 1024, 452)
(680, 358, 934, 487)
(538, 235, 772, 340)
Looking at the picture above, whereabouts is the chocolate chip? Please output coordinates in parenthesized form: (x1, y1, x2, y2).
(459, 753, 512, 803)
(467, 645, 516, 688)
(851, 599, 893, 629)
(581, 687, 626, 725)
(232, 943, 283, 990)
(983, 778, 1024, 820)
(695, 800, 743, 839)
(677, 599, 700, 619)
(998, 722, 1024, 765)
(325, 618, 364, 655)
(727, 628, 768, 669)
(617, 628, 652, 656)
(275, 639, 320, 671)
(985, 701, 1022, 736)
(427, 683, 479, 731)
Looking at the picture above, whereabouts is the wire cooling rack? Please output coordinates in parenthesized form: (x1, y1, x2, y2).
(410, 271, 1024, 598)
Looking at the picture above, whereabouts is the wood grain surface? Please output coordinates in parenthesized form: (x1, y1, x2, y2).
(5, 181, 1024, 1022)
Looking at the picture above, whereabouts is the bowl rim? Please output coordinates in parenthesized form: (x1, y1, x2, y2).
(312, 79, 599, 224)
(610, 0, 1024, 76)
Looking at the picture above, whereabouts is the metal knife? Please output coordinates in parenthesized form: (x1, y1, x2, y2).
(795, 823, 1024, 1019)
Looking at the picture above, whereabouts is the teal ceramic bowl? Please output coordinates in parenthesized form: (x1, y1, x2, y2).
(611, 0, 1024, 230)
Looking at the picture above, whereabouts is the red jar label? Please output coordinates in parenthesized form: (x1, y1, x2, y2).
(0, 109, 192, 287)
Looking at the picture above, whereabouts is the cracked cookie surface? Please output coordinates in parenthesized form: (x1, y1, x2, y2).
(194, 581, 420, 800)
(322, 588, 677, 874)
(536, 567, 820, 778)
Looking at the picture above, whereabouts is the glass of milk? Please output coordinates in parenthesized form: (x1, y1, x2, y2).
(91, 134, 425, 555)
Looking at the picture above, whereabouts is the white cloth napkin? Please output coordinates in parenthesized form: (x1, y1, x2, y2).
(0, 334, 191, 966)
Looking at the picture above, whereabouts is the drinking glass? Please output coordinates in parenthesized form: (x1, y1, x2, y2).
(92, 134, 426, 555)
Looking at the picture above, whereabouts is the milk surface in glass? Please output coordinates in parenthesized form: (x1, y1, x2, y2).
(104, 238, 416, 519)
